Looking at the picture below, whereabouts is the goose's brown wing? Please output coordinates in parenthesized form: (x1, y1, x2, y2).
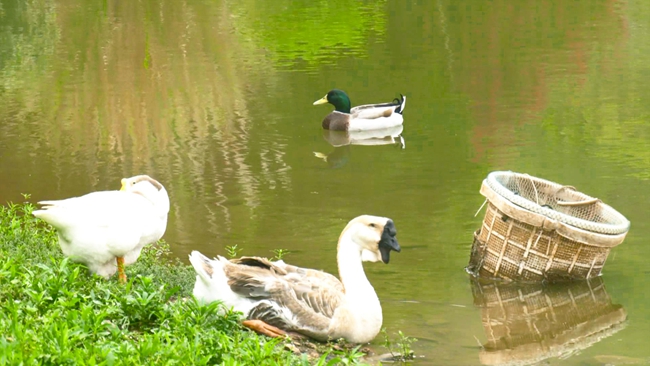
(223, 257, 345, 340)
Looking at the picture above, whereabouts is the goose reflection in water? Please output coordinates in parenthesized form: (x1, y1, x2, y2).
(470, 277, 627, 366)
(313, 126, 405, 169)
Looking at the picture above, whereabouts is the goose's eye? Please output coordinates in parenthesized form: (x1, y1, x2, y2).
(369, 223, 376, 228)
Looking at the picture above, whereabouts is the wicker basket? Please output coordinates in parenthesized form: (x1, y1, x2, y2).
(468, 171, 630, 282)
(471, 277, 627, 366)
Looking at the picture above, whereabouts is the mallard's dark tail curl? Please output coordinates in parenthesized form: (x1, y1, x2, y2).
(393, 94, 406, 114)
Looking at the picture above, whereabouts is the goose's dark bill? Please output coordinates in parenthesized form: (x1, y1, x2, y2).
(378, 219, 401, 264)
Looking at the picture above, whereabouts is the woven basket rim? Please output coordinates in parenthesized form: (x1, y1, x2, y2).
(485, 171, 630, 235)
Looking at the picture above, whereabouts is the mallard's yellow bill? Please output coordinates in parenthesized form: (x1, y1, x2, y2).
(313, 95, 329, 105)
(120, 178, 127, 191)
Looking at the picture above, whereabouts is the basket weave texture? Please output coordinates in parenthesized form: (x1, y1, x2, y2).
(471, 278, 627, 366)
(468, 171, 629, 282)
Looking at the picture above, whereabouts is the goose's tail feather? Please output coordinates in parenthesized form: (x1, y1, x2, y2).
(189, 250, 219, 283)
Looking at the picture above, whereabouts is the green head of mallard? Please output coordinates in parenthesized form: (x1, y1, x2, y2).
(313, 89, 352, 114)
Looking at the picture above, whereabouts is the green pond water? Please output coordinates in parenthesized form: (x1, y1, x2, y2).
(1, 1, 649, 364)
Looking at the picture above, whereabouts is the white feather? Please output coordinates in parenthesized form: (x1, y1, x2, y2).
(189, 252, 257, 314)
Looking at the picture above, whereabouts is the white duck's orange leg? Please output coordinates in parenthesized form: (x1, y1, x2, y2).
(116, 256, 127, 283)
(242, 320, 287, 338)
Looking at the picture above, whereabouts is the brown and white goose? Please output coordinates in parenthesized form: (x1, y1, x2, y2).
(33, 175, 169, 283)
(189, 215, 401, 343)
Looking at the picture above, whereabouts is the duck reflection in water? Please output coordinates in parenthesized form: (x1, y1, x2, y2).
(313, 126, 405, 169)
(470, 277, 627, 365)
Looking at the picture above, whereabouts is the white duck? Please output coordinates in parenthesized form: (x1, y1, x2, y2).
(189, 215, 401, 343)
(33, 175, 169, 283)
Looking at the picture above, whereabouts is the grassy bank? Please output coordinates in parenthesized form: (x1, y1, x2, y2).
(0, 201, 371, 365)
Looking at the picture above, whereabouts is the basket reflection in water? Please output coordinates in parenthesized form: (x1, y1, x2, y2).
(471, 277, 627, 366)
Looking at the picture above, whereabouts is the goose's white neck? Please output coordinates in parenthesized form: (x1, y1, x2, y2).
(337, 231, 377, 301)
(332, 229, 383, 343)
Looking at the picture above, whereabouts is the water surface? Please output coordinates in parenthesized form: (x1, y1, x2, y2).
(1, 1, 649, 364)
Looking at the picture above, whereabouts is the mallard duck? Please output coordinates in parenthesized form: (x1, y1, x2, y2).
(189, 215, 401, 343)
(32, 175, 169, 283)
(313, 89, 406, 132)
